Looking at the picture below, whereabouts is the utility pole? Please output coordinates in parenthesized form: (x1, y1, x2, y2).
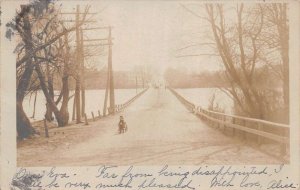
(80, 27, 86, 117)
(75, 5, 81, 123)
(78, 28, 113, 116)
(61, 8, 114, 117)
(72, 29, 113, 116)
(108, 26, 115, 114)
(103, 70, 110, 116)
(61, 5, 100, 122)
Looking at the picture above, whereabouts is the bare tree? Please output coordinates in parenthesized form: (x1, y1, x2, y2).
(260, 3, 289, 122)
(8, 1, 90, 138)
(199, 3, 289, 122)
(204, 4, 270, 119)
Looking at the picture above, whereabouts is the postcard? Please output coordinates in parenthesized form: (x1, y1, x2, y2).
(1, 0, 299, 189)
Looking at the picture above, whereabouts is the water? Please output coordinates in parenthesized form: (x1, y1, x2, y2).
(175, 88, 234, 114)
(24, 88, 233, 122)
(24, 88, 144, 122)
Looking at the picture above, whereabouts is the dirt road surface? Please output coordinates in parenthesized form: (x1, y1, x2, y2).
(18, 88, 282, 166)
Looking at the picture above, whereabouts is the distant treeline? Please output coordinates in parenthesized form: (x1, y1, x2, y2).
(164, 67, 226, 88)
(164, 66, 281, 89)
(54, 67, 147, 90)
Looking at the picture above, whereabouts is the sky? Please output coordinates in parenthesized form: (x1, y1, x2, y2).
(2, 0, 224, 75)
(59, 1, 223, 74)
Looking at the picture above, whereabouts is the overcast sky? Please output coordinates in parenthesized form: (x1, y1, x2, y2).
(4, 1, 223, 75)
(59, 1, 223, 74)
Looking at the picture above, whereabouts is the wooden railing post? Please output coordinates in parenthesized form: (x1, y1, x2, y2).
(257, 123, 262, 145)
(169, 87, 290, 158)
(232, 117, 235, 137)
(91, 112, 95, 121)
(223, 115, 226, 133)
(84, 113, 88, 125)
(243, 119, 247, 141)
(217, 115, 220, 128)
(44, 119, 49, 138)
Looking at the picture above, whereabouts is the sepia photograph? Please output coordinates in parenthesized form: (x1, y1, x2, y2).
(7, 0, 291, 167)
(5, 0, 290, 167)
(1, 0, 300, 189)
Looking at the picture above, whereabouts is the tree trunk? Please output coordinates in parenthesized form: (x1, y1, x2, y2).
(75, 78, 81, 123)
(16, 11, 35, 139)
(45, 64, 54, 121)
(81, 83, 85, 117)
(57, 33, 71, 126)
(72, 94, 76, 120)
(17, 100, 35, 139)
(35, 62, 65, 126)
(31, 91, 37, 118)
(58, 75, 70, 126)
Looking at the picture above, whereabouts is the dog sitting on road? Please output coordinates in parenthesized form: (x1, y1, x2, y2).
(118, 116, 128, 134)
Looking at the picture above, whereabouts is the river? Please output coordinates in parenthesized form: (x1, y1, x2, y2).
(176, 88, 234, 113)
(23, 88, 233, 122)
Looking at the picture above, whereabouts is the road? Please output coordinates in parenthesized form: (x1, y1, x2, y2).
(18, 88, 282, 166)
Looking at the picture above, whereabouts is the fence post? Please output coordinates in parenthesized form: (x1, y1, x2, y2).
(232, 117, 235, 137)
(217, 114, 220, 129)
(223, 115, 226, 133)
(243, 119, 247, 141)
(257, 122, 262, 145)
(207, 111, 210, 125)
(44, 119, 49, 138)
(84, 113, 89, 125)
(203, 109, 206, 121)
(91, 112, 95, 121)
(200, 107, 205, 120)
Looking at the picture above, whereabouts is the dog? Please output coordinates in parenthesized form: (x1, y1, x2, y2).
(118, 116, 128, 134)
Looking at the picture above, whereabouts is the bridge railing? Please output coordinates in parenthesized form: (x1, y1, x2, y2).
(168, 87, 290, 156)
(83, 88, 149, 122)
(168, 88, 195, 112)
(111, 88, 149, 113)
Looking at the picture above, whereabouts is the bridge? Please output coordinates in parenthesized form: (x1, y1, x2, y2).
(18, 87, 289, 166)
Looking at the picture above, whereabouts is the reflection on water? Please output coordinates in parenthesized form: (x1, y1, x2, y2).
(175, 88, 234, 114)
(24, 88, 144, 122)
(23, 88, 233, 122)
